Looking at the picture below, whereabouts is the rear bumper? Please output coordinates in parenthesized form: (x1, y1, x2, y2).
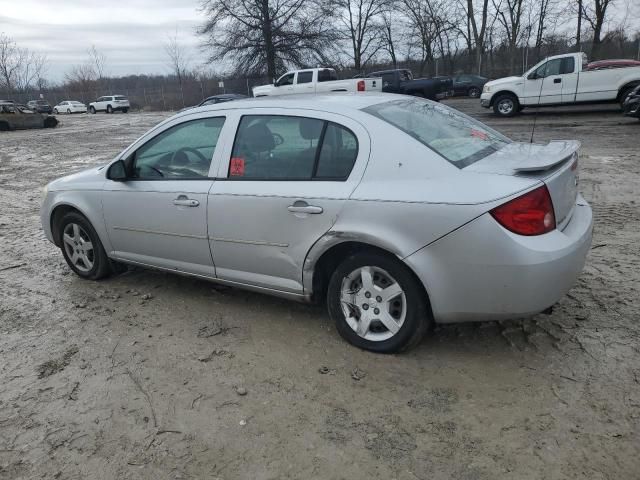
(405, 194, 593, 323)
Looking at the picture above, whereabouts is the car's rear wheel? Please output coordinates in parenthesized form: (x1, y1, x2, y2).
(67, 108, 71, 114)
(106, 105, 113, 114)
(58, 212, 111, 280)
(89, 106, 96, 114)
(619, 87, 635, 108)
(468, 86, 480, 98)
(53, 108, 59, 114)
(327, 252, 431, 353)
(122, 108, 129, 113)
(493, 93, 519, 117)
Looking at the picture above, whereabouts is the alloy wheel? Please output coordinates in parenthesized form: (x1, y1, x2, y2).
(339, 266, 407, 342)
(498, 98, 514, 115)
(62, 223, 94, 273)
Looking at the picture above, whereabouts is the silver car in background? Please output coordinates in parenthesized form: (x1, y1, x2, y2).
(40, 94, 592, 352)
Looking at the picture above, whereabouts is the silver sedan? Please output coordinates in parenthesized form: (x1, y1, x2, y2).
(40, 94, 593, 352)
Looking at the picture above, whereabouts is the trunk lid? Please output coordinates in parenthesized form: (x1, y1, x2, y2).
(466, 140, 580, 230)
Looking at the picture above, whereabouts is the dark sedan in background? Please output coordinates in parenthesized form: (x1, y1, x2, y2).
(452, 74, 488, 98)
(27, 99, 53, 114)
(623, 84, 640, 120)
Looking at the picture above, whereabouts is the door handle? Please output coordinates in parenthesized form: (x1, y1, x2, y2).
(173, 195, 199, 207)
(554, 78, 561, 84)
(288, 202, 323, 214)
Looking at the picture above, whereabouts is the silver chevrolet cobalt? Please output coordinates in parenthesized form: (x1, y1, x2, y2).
(41, 94, 593, 352)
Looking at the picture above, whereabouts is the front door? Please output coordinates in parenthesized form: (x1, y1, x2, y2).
(523, 57, 576, 105)
(208, 110, 369, 294)
(102, 115, 227, 277)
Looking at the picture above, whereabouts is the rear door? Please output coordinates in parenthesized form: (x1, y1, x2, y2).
(293, 70, 315, 94)
(207, 109, 370, 294)
(102, 113, 230, 276)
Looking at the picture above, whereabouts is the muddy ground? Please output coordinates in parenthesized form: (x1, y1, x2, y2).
(1, 99, 639, 480)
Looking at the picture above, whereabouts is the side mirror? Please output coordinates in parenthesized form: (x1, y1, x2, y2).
(107, 159, 127, 181)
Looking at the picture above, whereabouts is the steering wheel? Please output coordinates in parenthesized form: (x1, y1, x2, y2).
(272, 133, 284, 146)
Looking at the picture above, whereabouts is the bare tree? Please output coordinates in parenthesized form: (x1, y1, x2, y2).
(334, 0, 389, 71)
(459, 0, 491, 73)
(403, 0, 449, 76)
(582, 0, 616, 58)
(65, 63, 97, 93)
(492, 0, 525, 72)
(0, 33, 47, 92)
(380, 11, 399, 67)
(88, 45, 107, 82)
(199, 0, 336, 80)
(164, 30, 190, 86)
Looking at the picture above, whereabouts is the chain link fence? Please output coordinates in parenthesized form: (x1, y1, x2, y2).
(3, 77, 270, 112)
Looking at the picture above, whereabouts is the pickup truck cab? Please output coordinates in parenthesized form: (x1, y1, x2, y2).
(369, 69, 453, 101)
(252, 68, 381, 97)
(481, 52, 640, 116)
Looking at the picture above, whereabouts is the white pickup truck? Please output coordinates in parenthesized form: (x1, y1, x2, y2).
(480, 52, 640, 116)
(252, 68, 382, 97)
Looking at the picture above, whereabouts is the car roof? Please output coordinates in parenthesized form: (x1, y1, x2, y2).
(185, 92, 400, 117)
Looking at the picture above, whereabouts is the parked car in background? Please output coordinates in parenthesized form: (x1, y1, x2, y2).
(1, 100, 58, 131)
(452, 74, 488, 97)
(27, 100, 53, 114)
(368, 69, 453, 101)
(253, 68, 382, 97)
(585, 59, 640, 71)
(54, 101, 88, 114)
(89, 95, 130, 114)
(179, 94, 248, 112)
(40, 94, 592, 353)
(481, 52, 640, 116)
(622, 84, 640, 120)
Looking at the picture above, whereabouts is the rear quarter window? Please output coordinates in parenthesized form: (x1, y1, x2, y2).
(363, 99, 510, 168)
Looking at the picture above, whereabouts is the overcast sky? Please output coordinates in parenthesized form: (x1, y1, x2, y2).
(1, 0, 207, 82)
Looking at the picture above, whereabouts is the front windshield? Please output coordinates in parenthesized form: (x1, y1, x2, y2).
(363, 98, 510, 168)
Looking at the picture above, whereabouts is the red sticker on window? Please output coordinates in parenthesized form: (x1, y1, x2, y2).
(470, 129, 488, 140)
(230, 157, 245, 176)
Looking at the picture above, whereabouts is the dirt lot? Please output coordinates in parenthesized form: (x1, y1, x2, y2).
(1, 100, 639, 480)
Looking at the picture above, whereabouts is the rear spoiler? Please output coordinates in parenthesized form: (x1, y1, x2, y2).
(513, 140, 581, 172)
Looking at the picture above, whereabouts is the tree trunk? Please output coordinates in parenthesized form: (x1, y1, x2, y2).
(576, 0, 582, 52)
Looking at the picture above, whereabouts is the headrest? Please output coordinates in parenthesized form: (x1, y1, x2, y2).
(243, 123, 275, 152)
(299, 118, 323, 140)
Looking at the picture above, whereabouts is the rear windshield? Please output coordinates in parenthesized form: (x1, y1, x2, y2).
(114, 96, 127, 101)
(363, 98, 510, 168)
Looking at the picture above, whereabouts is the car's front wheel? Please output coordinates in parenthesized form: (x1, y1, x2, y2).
(327, 252, 431, 353)
(67, 108, 71, 114)
(53, 108, 58, 114)
(89, 106, 96, 114)
(493, 93, 519, 117)
(58, 212, 111, 280)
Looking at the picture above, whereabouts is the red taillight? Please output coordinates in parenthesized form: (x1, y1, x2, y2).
(490, 185, 556, 236)
(357, 80, 365, 92)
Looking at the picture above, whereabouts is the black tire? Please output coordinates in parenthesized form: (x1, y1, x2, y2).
(106, 105, 113, 114)
(619, 87, 635, 108)
(492, 93, 519, 117)
(90, 106, 96, 114)
(468, 86, 481, 98)
(53, 108, 59, 114)
(57, 212, 111, 280)
(43, 117, 58, 128)
(327, 252, 431, 353)
(67, 108, 71, 114)
(122, 108, 129, 113)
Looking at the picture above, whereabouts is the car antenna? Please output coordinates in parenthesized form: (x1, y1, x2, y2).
(529, 58, 549, 144)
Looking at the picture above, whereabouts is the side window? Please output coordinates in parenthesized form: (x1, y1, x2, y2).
(534, 59, 562, 78)
(276, 73, 295, 87)
(318, 69, 337, 82)
(561, 57, 575, 74)
(315, 123, 358, 179)
(297, 71, 313, 84)
(132, 117, 225, 179)
(230, 115, 323, 179)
